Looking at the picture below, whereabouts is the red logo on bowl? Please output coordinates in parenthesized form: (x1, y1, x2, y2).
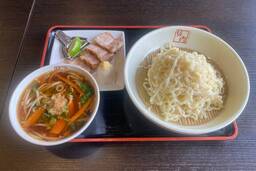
(173, 29, 190, 44)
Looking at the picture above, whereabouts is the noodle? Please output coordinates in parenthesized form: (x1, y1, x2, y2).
(140, 46, 225, 123)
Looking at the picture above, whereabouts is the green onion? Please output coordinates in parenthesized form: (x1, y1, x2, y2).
(49, 117, 57, 126)
(79, 82, 92, 93)
(79, 82, 94, 104)
(43, 112, 51, 118)
(69, 123, 76, 132)
(60, 112, 68, 118)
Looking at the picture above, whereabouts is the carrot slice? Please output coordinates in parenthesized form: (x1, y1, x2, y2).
(68, 98, 76, 116)
(50, 119, 66, 135)
(23, 108, 45, 128)
(68, 97, 93, 125)
(55, 74, 84, 95)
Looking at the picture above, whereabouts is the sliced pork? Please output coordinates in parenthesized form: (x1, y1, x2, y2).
(80, 51, 100, 69)
(108, 36, 123, 53)
(85, 44, 113, 61)
(94, 32, 123, 53)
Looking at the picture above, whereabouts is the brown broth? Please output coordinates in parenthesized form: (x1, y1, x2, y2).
(18, 68, 95, 141)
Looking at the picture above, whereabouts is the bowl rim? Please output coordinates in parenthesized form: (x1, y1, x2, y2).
(124, 25, 250, 135)
(9, 63, 100, 146)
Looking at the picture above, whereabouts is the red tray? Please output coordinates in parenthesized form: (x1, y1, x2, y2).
(41, 25, 238, 142)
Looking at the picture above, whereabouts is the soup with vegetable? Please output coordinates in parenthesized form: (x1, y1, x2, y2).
(18, 68, 95, 141)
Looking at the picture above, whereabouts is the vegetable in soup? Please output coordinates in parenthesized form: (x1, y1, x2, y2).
(18, 68, 95, 141)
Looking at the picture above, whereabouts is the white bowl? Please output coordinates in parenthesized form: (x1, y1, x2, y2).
(125, 26, 250, 135)
(9, 64, 100, 145)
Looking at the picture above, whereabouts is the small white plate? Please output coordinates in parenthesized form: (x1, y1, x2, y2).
(49, 30, 126, 91)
